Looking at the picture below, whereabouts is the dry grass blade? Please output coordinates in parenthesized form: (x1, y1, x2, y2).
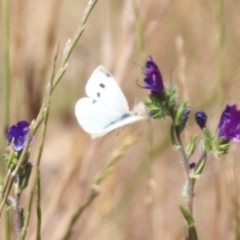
(59, 135, 137, 240)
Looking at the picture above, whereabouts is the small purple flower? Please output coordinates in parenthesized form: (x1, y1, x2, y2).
(195, 111, 207, 129)
(217, 104, 240, 142)
(142, 56, 164, 95)
(7, 121, 30, 152)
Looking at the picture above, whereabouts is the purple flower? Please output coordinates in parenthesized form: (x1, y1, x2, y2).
(217, 104, 240, 142)
(7, 121, 30, 151)
(142, 56, 164, 95)
(195, 111, 207, 129)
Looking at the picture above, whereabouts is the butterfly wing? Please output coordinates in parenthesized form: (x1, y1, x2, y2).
(85, 66, 129, 113)
(75, 97, 124, 137)
(75, 98, 144, 138)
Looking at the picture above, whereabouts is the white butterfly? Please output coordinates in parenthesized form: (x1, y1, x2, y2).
(75, 66, 145, 138)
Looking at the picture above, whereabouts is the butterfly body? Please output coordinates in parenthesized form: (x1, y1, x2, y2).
(75, 66, 144, 138)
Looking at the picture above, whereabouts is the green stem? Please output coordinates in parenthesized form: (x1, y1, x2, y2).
(20, 173, 34, 240)
(13, 178, 22, 240)
(169, 109, 189, 175)
(35, 78, 52, 240)
(169, 110, 195, 216)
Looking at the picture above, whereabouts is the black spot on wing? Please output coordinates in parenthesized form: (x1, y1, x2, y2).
(97, 92, 100, 97)
(99, 83, 105, 88)
(92, 100, 96, 104)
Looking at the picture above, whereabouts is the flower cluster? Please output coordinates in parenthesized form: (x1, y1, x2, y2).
(140, 56, 240, 237)
(4, 120, 33, 176)
(141, 56, 240, 155)
(142, 56, 188, 131)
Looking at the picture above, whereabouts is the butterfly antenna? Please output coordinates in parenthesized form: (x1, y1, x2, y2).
(133, 62, 144, 74)
(116, 128, 124, 137)
(97, 135, 117, 154)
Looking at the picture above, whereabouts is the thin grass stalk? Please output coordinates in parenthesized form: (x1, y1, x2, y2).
(53, 134, 168, 239)
(146, 119, 154, 239)
(52, 0, 98, 93)
(2, 0, 10, 135)
(12, 0, 26, 120)
(46, 134, 166, 238)
(35, 56, 55, 240)
(3, 211, 11, 240)
(40, 145, 83, 236)
(13, 180, 22, 240)
(100, 130, 169, 228)
(59, 135, 137, 240)
(1, 0, 11, 234)
(131, 0, 145, 59)
(20, 180, 34, 240)
(35, 109, 47, 240)
(20, 44, 58, 240)
(35, 43, 57, 240)
(216, 0, 226, 104)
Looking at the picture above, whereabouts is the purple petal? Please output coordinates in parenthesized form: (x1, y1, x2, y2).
(7, 121, 30, 151)
(217, 104, 240, 142)
(142, 56, 165, 95)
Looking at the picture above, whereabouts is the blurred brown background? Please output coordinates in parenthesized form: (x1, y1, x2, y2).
(1, 0, 240, 239)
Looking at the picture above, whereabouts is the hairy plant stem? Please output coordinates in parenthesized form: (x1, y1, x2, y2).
(174, 128, 194, 214)
(169, 108, 193, 215)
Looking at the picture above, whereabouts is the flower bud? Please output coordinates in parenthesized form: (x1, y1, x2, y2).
(195, 111, 207, 129)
